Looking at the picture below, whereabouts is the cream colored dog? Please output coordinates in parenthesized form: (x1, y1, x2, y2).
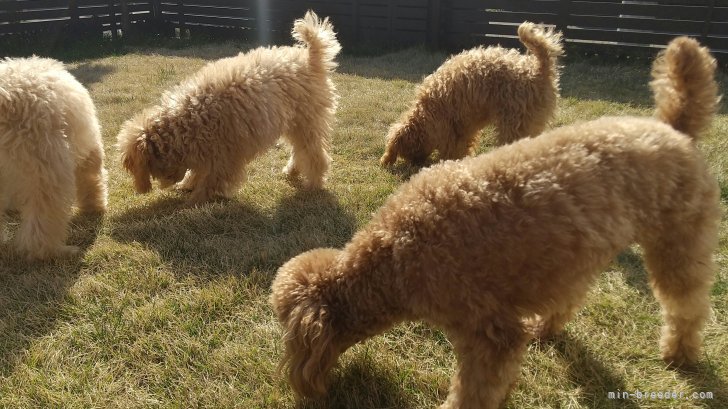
(0, 57, 107, 259)
(381, 22, 563, 166)
(118, 11, 341, 205)
(272, 37, 720, 409)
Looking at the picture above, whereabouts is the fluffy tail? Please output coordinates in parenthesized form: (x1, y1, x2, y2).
(651, 36, 719, 141)
(292, 10, 341, 72)
(517, 22, 564, 73)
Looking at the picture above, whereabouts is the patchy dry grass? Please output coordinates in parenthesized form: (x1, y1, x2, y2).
(0, 41, 726, 408)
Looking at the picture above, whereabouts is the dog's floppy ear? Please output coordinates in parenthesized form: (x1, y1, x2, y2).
(380, 123, 407, 166)
(271, 248, 344, 398)
(120, 134, 153, 194)
(282, 298, 340, 398)
(383, 122, 428, 166)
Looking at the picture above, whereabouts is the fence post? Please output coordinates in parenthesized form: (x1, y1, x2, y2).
(69, 0, 79, 34)
(701, 0, 716, 42)
(427, 0, 441, 49)
(108, 0, 118, 40)
(6, 0, 19, 35)
(120, 0, 131, 38)
(388, 1, 395, 47)
(557, 0, 570, 34)
(352, 0, 359, 45)
(177, 0, 186, 37)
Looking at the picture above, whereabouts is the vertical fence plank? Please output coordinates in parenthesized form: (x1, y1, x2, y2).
(428, 0, 441, 49)
(177, 0, 186, 36)
(702, 0, 716, 42)
(352, 0, 359, 44)
(109, 0, 118, 40)
(5, 0, 19, 35)
(120, 0, 130, 37)
(388, 0, 395, 47)
(69, 0, 79, 29)
(557, 0, 570, 34)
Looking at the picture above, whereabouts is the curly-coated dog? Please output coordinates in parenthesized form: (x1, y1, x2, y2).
(380, 22, 563, 166)
(271, 37, 720, 409)
(118, 11, 340, 205)
(0, 57, 107, 259)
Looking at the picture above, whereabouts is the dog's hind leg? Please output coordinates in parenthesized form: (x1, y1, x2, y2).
(14, 144, 77, 259)
(75, 146, 107, 213)
(284, 123, 331, 189)
(441, 317, 529, 409)
(641, 206, 719, 369)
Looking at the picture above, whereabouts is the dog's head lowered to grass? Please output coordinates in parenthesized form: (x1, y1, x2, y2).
(270, 248, 362, 398)
(118, 108, 188, 193)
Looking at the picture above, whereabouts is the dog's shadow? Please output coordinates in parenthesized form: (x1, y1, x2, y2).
(0, 212, 103, 375)
(540, 333, 642, 409)
(614, 247, 651, 295)
(678, 361, 728, 409)
(69, 63, 116, 87)
(540, 331, 728, 408)
(296, 356, 419, 409)
(108, 189, 356, 277)
(338, 47, 447, 83)
(382, 161, 427, 182)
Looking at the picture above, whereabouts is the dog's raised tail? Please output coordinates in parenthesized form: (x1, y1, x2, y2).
(517, 22, 563, 73)
(292, 10, 341, 72)
(651, 36, 719, 141)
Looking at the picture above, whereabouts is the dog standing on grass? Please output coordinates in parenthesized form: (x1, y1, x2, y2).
(0, 57, 107, 259)
(272, 37, 720, 409)
(380, 22, 564, 166)
(118, 11, 340, 205)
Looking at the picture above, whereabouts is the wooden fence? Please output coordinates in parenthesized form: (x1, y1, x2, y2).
(1, 0, 726, 58)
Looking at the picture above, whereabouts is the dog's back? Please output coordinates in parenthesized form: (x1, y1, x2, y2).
(369, 37, 720, 325)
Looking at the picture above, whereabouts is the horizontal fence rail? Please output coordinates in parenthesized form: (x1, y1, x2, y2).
(1, 0, 726, 59)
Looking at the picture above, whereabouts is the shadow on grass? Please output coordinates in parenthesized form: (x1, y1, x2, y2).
(614, 248, 651, 295)
(0, 212, 103, 375)
(382, 160, 428, 182)
(543, 331, 728, 408)
(545, 332, 642, 409)
(337, 47, 447, 83)
(297, 357, 418, 409)
(69, 63, 116, 87)
(109, 189, 356, 277)
(678, 361, 728, 408)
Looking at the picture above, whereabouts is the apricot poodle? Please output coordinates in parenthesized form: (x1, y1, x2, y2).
(271, 37, 720, 409)
(118, 11, 340, 205)
(380, 22, 563, 166)
(0, 57, 107, 259)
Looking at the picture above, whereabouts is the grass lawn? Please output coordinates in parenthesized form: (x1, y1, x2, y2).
(0, 40, 726, 408)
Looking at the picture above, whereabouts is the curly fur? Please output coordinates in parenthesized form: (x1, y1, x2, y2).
(117, 10, 340, 205)
(0, 57, 107, 259)
(380, 22, 563, 166)
(272, 37, 720, 409)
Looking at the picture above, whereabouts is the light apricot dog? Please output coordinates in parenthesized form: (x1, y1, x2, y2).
(118, 11, 340, 205)
(380, 22, 564, 166)
(0, 57, 107, 259)
(271, 37, 720, 409)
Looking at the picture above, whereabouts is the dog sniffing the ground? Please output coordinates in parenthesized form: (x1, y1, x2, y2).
(118, 11, 340, 205)
(380, 22, 563, 166)
(272, 37, 720, 409)
(0, 57, 107, 259)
